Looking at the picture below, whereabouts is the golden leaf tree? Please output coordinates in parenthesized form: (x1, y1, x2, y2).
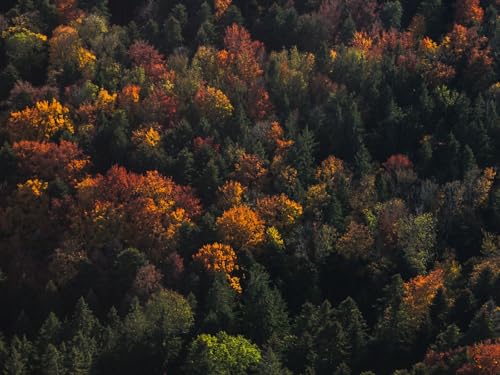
(193, 242, 241, 293)
(216, 205, 265, 249)
(7, 99, 74, 141)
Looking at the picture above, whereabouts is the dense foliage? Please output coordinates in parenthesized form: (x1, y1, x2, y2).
(0, 0, 499, 374)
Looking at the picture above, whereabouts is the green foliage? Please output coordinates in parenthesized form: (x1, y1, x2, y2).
(185, 331, 261, 375)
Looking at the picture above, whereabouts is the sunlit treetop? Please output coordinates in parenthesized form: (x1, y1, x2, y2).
(7, 99, 74, 141)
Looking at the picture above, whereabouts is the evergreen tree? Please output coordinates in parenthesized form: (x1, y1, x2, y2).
(163, 16, 183, 53)
(464, 300, 499, 344)
(289, 126, 316, 188)
(257, 347, 292, 375)
(242, 263, 290, 346)
(335, 297, 369, 367)
(40, 344, 64, 375)
(202, 273, 238, 334)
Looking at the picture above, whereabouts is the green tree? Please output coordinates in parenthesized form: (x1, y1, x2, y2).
(40, 344, 64, 375)
(185, 331, 261, 375)
(163, 16, 183, 53)
(242, 264, 290, 346)
(3, 336, 32, 375)
(336, 297, 369, 367)
(464, 300, 499, 344)
(257, 347, 292, 375)
(381, 1, 403, 29)
(396, 213, 437, 276)
(289, 126, 316, 187)
(202, 273, 238, 334)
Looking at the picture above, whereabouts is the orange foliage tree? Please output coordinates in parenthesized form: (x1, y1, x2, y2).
(193, 242, 241, 293)
(455, 0, 484, 26)
(70, 166, 201, 259)
(336, 221, 374, 260)
(460, 341, 500, 375)
(403, 268, 445, 322)
(216, 205, 265, 249)
(214, 0, 232, 19)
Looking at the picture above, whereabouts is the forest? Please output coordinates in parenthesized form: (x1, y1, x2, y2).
(0, 0, 499, 374)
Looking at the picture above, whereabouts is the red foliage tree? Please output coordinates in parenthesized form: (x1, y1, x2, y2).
(13, 140, 90, 185)
(129, 40, 175, 82)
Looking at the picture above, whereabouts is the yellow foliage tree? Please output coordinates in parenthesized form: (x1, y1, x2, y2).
(7, 99, 74, 141)
(195, 85, 234, 122)
(217, 180, 246, 210)
(316, 155, 347, 185)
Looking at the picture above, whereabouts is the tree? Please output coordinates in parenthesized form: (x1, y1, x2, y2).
(336, 222, 374, 261)
(143, 290, 194, 366)
(374, 274, 416, 371)
(289, 126, 316, 186)
(7, 99, 74, 141)
(462, 340, 500, 375)
(40, 344, 64, 375)
(216, 205, 265, 250)
(381, 1, 403, 29)
(185, 331, 261, 375)
(163, 16, 183, 53)
(3, 336, 33, 375)
(464, 300, 499, 343)
(403, 268, 445, 325)
(202, 272, 239, 333)
(69, 166, 201, 261)
(193, 243, 241, 293)
(396, 213, 437, 275)
(13, 140, 89, 185)
(257, 346, 292, 375)
(48, 25, 95, 83)
(242, 264, 290, 345)
(195, 84, 234, 122)
(128, 40, 172, 82)
(455, 0, 484, 26)
(256, 194, 303, 229)
(336, 297, 369, 366)
(37, 312, 62, 351)
(2, 26, 48, 83)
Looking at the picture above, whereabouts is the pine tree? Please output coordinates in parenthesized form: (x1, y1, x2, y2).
(37, 312, 62, 351)
(257, 347, 292, 375)
(163, 16, 183, 53)
(70, 298, 99, 339)
(464, 300, 499, 344)
(289, 126, 316, 187)
(3, 336, 32, 375)
(40, 344, 64, 375)
(65, 332, 96, 375)
(433, 324, 461, 351)
(242, 263, 290, 346)
(202, 273, 238, 334)
(336, 297, 369, 367)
